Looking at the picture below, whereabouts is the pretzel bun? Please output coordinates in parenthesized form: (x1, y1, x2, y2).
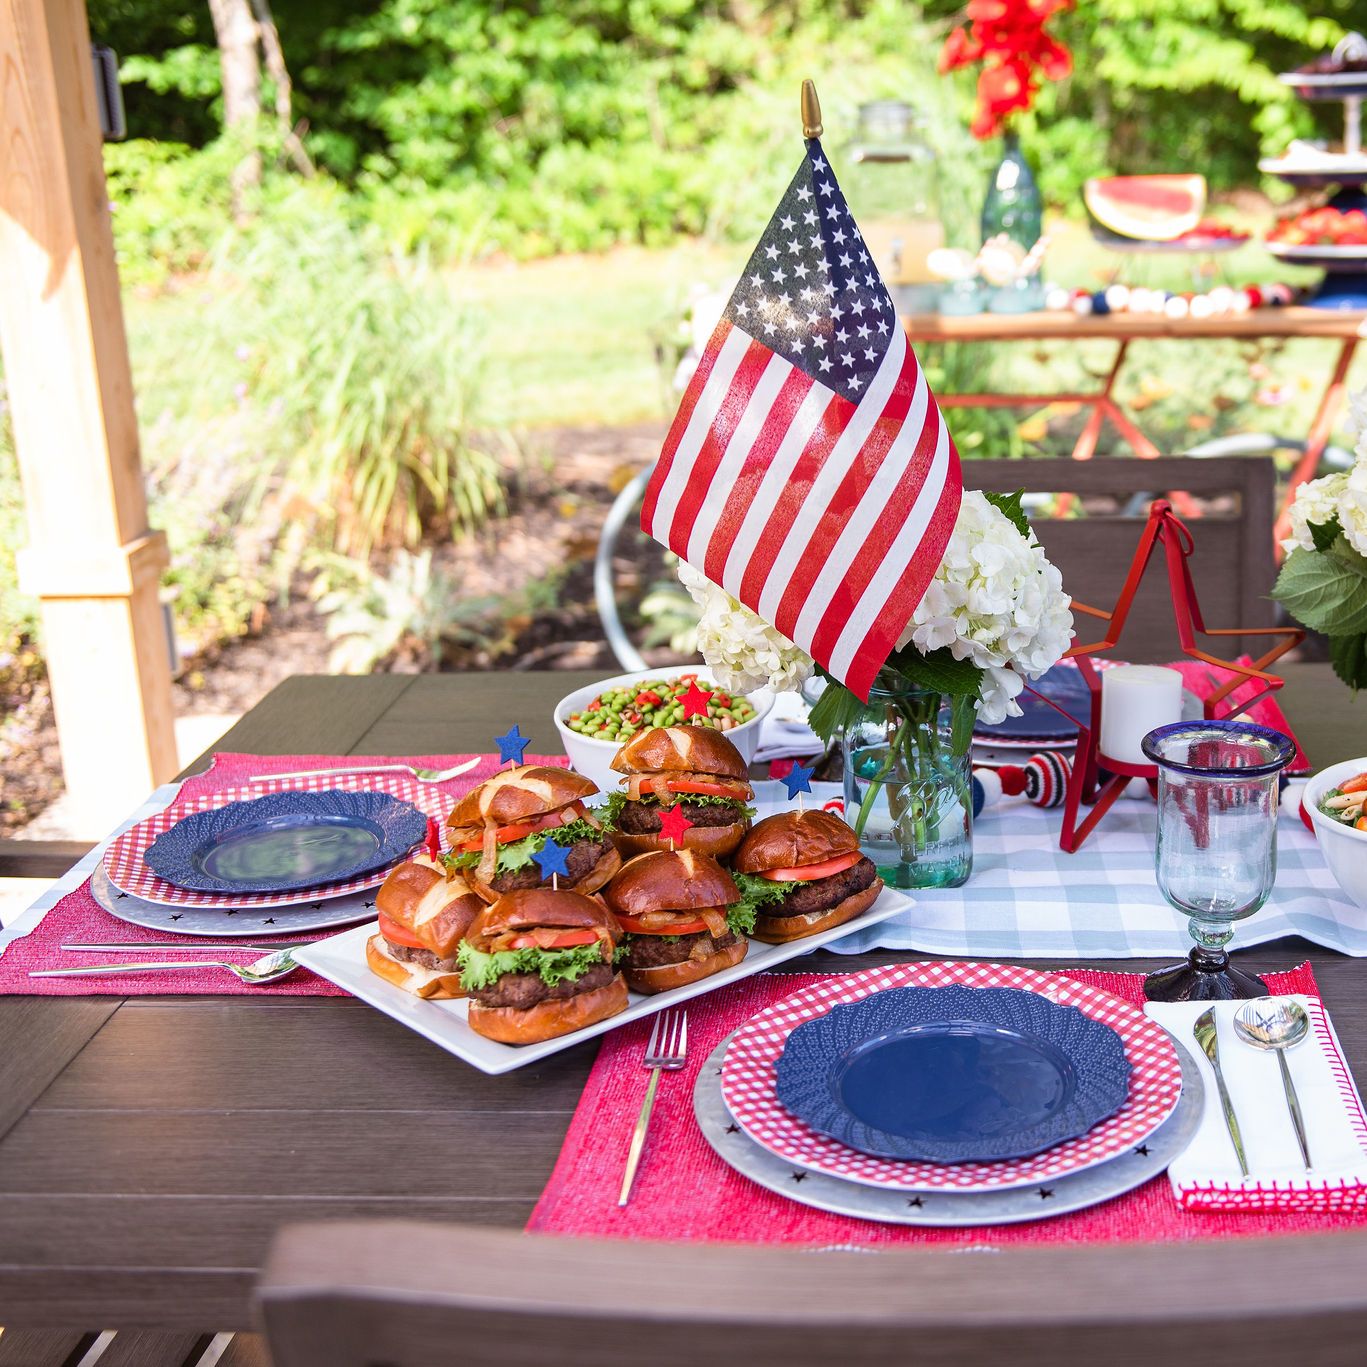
(375, 856, 483, 959)
(611, 726, 748, 779)
(750, 879, 884, 944)
(608, 822, 747, 861)
(622, 936, 748, 994)
(602, 848, 737, 917)
(364, 934, 466, 999)
(467, 887, 621, 949)
(733, 809, 859, 874)
(466, 973, 629, 1044)
(463, 842, 621, 906)
(447, 765, 598, 829)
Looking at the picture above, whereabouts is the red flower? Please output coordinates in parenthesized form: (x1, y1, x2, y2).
(940, 0, 1073, 138)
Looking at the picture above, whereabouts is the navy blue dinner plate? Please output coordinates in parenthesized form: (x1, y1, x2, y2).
(972, 663, 1091, 743)
(774, 986, 1131, 1162)
(142, 790, 428, 894)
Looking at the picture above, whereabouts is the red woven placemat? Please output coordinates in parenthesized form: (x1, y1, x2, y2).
(528, 962, 1367, 1246)
(0, 751, 567, 997)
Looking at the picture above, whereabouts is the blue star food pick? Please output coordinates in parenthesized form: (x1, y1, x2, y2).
(782, 763, 815, 800)
(533, 837, 572, 881)
(494, 724, 530, 766)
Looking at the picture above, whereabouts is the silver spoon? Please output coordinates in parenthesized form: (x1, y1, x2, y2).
(31, 949, 300, 986)
(1234, 999, 1313, 1171)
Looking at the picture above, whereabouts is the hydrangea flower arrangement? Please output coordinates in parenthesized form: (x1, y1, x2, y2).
(1276, 387, 1367, 689)
(677, 488, 1074, 750)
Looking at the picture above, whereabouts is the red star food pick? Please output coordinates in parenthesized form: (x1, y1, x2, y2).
(680, 680, 714, 720)
(656, 803, 695, 850)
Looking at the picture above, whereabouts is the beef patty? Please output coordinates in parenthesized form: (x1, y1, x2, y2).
(616, 797, 745, 834)
(489, 837, 609, 893)
(382, 940, 455, 972)
(467, 961, 615, 1011)
(764, 856, 878, 918)
(623, 929, 740, 969)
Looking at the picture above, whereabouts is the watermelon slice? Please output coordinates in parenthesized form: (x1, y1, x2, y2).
(1084, 175, 1208, 241)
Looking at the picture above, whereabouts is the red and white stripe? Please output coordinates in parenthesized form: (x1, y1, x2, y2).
(644, 319, 961, 699)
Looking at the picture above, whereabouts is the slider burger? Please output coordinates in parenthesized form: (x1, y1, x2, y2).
(604, 727, 754, 859)
(457, 888, 627, 1044)
(732, 809, 883, 943)
(602, 848, 750, 993)
(445, 765, 620, 903)
(365, 854, 485, 999)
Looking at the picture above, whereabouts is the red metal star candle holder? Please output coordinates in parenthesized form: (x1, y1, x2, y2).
(1031, 500, 1303, 852)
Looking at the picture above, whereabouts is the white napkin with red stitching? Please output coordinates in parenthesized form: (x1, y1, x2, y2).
(1146, 996, 1367, 1211)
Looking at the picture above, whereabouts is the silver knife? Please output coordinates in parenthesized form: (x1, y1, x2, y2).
(1194, 1007, 1250, 1177)
(62, 940, 315, 953)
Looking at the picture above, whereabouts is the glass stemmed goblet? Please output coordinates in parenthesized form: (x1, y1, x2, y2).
(1141, 720, 1295, 1003)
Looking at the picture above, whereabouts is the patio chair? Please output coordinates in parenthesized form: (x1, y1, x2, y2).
(257, 1219, 1367, 1367)
(596, 456, 1279, 670)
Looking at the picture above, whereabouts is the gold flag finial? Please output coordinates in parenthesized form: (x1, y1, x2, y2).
(801, 79, 822, 139)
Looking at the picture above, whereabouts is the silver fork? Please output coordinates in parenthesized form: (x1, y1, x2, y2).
(248, 758, 482, 784)
(619, 1008, 689, 1207)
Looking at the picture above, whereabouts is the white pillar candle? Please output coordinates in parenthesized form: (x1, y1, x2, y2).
(1099, 665, 1184, 766)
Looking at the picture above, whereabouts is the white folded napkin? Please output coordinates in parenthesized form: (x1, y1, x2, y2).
(1146, 996, 1367, 1211)
(753, 691, 823, 763)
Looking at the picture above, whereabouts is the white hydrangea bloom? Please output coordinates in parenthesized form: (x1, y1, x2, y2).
(894, 491, 1074, 718)
(1283, 471, 1349, 555)
(673, 490, 1072, 720)
(676, 561, 814, 695)
(1347, 384, 1367, 442)
(1337, 463, 1367, 558)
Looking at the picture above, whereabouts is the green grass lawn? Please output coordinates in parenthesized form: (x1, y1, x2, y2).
(454, 217, 1364, 460)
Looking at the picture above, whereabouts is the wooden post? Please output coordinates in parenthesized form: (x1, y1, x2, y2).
(0, 0, 178, 823)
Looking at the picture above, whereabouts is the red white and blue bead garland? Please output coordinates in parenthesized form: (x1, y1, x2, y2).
(1044, 282, 1302, 320)
(971, 751, 1072, 816)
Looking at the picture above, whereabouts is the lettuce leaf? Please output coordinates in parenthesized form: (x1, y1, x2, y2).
(731, 872, 799, 928)
(442, 817, 604, 875)
(456, 940, 607, 991)
(597, 789, 755, 831)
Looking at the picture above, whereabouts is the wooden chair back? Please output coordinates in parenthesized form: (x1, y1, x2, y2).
(967, 456, 1277, 663)
(258, 1220, 1367, 1367)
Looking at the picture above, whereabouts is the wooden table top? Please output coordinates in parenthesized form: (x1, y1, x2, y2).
(902, 307, 1367, 343)
(2, 665, 1366, 1330)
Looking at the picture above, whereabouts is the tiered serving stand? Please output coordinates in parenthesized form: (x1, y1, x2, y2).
(1262, 39, 1367, 310)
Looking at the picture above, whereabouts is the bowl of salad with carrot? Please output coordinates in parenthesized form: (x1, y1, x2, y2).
(1303, 759, 1367, 916)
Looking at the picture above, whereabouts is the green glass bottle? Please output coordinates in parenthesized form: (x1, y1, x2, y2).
(980, 130, 1042, 251)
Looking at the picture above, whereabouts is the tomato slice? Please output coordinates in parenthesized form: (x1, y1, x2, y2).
(1341, 774, 1367, 795)
(457, 803, 584, 853)
(760, 850, 862, 882)
(666, 779, 749, 798)
(506, 928, 603, 950)
(377, 912, 425, 949)
(614, 913, 710, 936)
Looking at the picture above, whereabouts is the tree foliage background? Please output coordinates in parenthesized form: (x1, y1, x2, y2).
(91, 0, 1360, 263)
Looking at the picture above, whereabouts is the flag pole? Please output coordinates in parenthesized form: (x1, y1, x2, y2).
(801, 79, 822, 139)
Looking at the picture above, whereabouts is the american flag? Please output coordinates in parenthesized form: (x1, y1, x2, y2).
(643, 139, 962, 701)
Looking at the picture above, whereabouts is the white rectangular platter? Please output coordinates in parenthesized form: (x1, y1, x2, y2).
(296, 888, 913, 1075)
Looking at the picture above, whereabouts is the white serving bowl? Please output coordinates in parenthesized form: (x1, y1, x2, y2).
(553, 668, 774, 795)
(1302, 757, 1367, 918)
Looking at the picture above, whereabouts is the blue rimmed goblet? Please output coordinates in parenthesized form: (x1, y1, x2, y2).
(1141, 720, 1295, 1003)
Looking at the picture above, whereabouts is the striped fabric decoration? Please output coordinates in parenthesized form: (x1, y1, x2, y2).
(642, 137, 962, 701)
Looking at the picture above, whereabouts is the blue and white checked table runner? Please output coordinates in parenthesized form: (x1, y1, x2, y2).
(749, 781, 1367, 960)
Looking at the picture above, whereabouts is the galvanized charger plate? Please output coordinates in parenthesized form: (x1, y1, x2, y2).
(90, 863, 378, 937)
(694, 1031, 1202, 1227)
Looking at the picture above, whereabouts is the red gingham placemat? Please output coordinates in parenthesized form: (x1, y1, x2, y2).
(0, 752, 568, 996)
(103, 772, 452, 908)
(528, 961, 1367, 1246)
(721, 962, 1181, 1191)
